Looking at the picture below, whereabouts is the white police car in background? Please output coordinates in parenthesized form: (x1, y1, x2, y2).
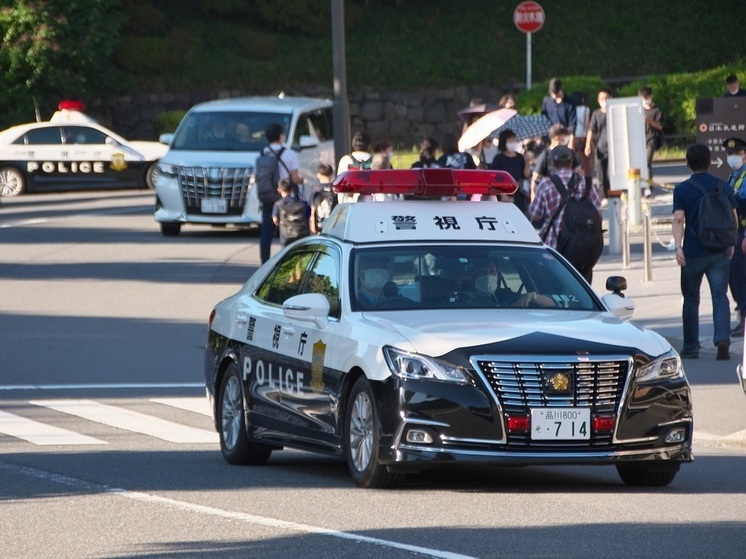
(0, 101, 167, 197)
(204, 168, 693, 489)
(153, 95, 334, 236)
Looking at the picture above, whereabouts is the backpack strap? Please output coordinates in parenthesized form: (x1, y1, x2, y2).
(540, 174, 579, 242)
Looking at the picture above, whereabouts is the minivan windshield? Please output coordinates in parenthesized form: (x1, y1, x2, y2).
(171, 111, 292, 151)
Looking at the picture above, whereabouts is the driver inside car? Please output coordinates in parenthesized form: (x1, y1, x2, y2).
(473, 259, 555, 308)
(357, 257, 398, 308)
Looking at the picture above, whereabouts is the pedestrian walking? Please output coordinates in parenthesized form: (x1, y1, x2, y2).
(723, 137, 746, 336)
(541, 78, 577, 146)
(585, 89, 612, 200)
(672, 143, 737, 360)
(639, 86, 663, 197)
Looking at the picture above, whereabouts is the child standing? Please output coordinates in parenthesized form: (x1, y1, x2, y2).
(272, 179, 310, 247)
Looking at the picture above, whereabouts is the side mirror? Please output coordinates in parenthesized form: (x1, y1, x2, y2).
(298, 135, 318, 150)
(606, 275, 627, 296)
(159, 133, 175, 145)
(602, 293, 635, 320)
(105, 136, 119, 147)
(283, 293, 330, 328)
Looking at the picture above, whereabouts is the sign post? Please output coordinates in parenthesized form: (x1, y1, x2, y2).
(513, 1, 545, 90)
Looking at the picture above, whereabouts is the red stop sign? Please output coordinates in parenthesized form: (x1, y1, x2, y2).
(514, 1, 545, 33)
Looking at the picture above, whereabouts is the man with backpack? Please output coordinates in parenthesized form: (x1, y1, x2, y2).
(528, 145, 603, 283)
(673, 143, 738, 360)
(254, 123, 303, 264)
(272, 179, 310, 247)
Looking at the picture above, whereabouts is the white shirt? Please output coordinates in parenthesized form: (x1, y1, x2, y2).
(266, 142, 299, 180)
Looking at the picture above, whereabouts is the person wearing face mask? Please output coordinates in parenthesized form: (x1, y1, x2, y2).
(723, 137, 746, 336)
(473, 260, 555, 307)
(638, 86, 664, 198)
(491, 129, 531, 214)
(357, 257, 395, 308)
(585, 89, 613, 201)
(529, 124, 581, 200)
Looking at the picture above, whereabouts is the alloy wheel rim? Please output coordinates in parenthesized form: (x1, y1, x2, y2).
(349, 391, 373, 471)
(221, 375, 242, 449)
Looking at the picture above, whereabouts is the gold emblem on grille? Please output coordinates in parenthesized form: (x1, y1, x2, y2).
(549, 373, 570, 392)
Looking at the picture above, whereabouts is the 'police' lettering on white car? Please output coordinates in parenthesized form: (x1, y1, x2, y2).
(243, 356, 304, 395)
(27, 161, 105, 174)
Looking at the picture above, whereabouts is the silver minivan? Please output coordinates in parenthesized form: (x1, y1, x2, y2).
(154, 95, 335, 236)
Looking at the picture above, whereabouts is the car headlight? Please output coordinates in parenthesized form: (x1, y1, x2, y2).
(383, 346, 468, 383)
(635, 350, 683, 383)
(156, 162, 178, 177)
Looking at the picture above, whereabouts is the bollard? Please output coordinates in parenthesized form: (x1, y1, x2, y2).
(627, 168, 643, 227)
(607, 197, 623, 255)
(643, 207, 652, 281)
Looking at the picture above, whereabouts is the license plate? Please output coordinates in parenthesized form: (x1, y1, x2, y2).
(531, 407, 590, 440)
(201, 198, 227, 213)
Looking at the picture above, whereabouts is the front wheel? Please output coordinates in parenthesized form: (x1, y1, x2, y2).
(0, 167, 26, 197)
(217, 363, 272, 465)
(616, 463, 678, 487)
(345, 377, 403, 488)
(144, 163, 157, 190)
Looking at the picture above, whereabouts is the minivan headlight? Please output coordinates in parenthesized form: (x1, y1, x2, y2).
(156, 162, 178, 177)
(383, 346, 468, 383)
(636, 350, 683, 383)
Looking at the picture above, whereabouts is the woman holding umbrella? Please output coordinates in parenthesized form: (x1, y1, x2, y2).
(491, 129, 531, 215)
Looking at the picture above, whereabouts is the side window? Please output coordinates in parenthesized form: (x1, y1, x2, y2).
(256, 251, 316, 305)
(292, 115, 311, 147)
(307, 108, 332, 142)
(66, 126, 107, 145)
(303, 250, 340, 318)
(22, 127, 63, 145)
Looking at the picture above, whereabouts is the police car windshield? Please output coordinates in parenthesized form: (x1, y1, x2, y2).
(351, 245, 600, 311)
(171, 111, 292, 151)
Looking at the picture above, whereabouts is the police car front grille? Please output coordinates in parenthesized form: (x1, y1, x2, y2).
(476, 356, 629, 448)
(177, 167, 251, 215)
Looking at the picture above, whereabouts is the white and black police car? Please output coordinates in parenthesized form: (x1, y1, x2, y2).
(0, 101, 167, 197)
(205, 168, 693, 488)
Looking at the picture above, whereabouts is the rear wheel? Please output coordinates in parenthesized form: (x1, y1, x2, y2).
(160, 222, 181, 236)
(616, 463, 678, 487)
(0, 167, 25, 197)
(345, 377, 404, 488)
(217, 363, 272, 465)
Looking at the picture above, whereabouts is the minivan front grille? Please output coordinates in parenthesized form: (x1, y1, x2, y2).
(177, 167, 251, 215)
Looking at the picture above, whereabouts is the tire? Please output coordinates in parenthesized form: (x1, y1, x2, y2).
(144, 163, 157, 190)
(217, 363, 272, 465)
(0, 167, 26, 197)
(616, 464, 678, 487)
(160, 222, 181, 236)
(345, 377, 404, 488)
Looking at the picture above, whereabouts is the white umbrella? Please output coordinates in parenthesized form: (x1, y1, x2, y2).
(457, 108, 517, 152)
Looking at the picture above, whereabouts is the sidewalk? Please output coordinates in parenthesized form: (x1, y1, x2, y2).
(591, 189, 742, 358)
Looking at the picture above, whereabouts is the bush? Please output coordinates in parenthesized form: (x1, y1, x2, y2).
(154, 110, 186, 135)
(236, 30, 278, 61)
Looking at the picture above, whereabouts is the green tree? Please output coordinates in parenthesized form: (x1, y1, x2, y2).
(0, 0, 126, 124)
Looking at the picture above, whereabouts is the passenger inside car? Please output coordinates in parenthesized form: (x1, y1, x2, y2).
(471, 259, 555, 308)
(356, 257, 398, 308)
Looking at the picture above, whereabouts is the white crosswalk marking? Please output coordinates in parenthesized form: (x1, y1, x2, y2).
(0, 409, 106, 445)
(150, 397, 212, 417)
(30, 399, 217, 444)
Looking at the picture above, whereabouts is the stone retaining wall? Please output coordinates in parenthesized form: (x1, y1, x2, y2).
(88, 84, 511, 149)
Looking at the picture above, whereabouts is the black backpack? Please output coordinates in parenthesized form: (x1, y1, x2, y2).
(545, 173, 604, 273)
(314, 188, 338, 231)
(687, 177, 737, 250)
(254, 146, 285, 204)
(277, 195, 310, 241)
(347, 154, 372, 170)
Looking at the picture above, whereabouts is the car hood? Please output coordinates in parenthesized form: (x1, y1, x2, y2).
(361, 308, 671, 359)
(160, 150, 259, 169)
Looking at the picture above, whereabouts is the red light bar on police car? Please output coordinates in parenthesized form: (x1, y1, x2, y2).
(332, 168, 518, 197)
(58, 100, 86, 111)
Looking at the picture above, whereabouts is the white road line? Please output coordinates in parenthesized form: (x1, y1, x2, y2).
(30, 399, 217, 444)
(0, 409, 105, 445)
(150, 397, 212, 417)
(0, 383, 204, 391)
(0, 461, 476, 559)
(0, 205, 146, 229)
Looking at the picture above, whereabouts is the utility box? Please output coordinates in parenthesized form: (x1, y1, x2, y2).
(607, 97, 648, 226)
